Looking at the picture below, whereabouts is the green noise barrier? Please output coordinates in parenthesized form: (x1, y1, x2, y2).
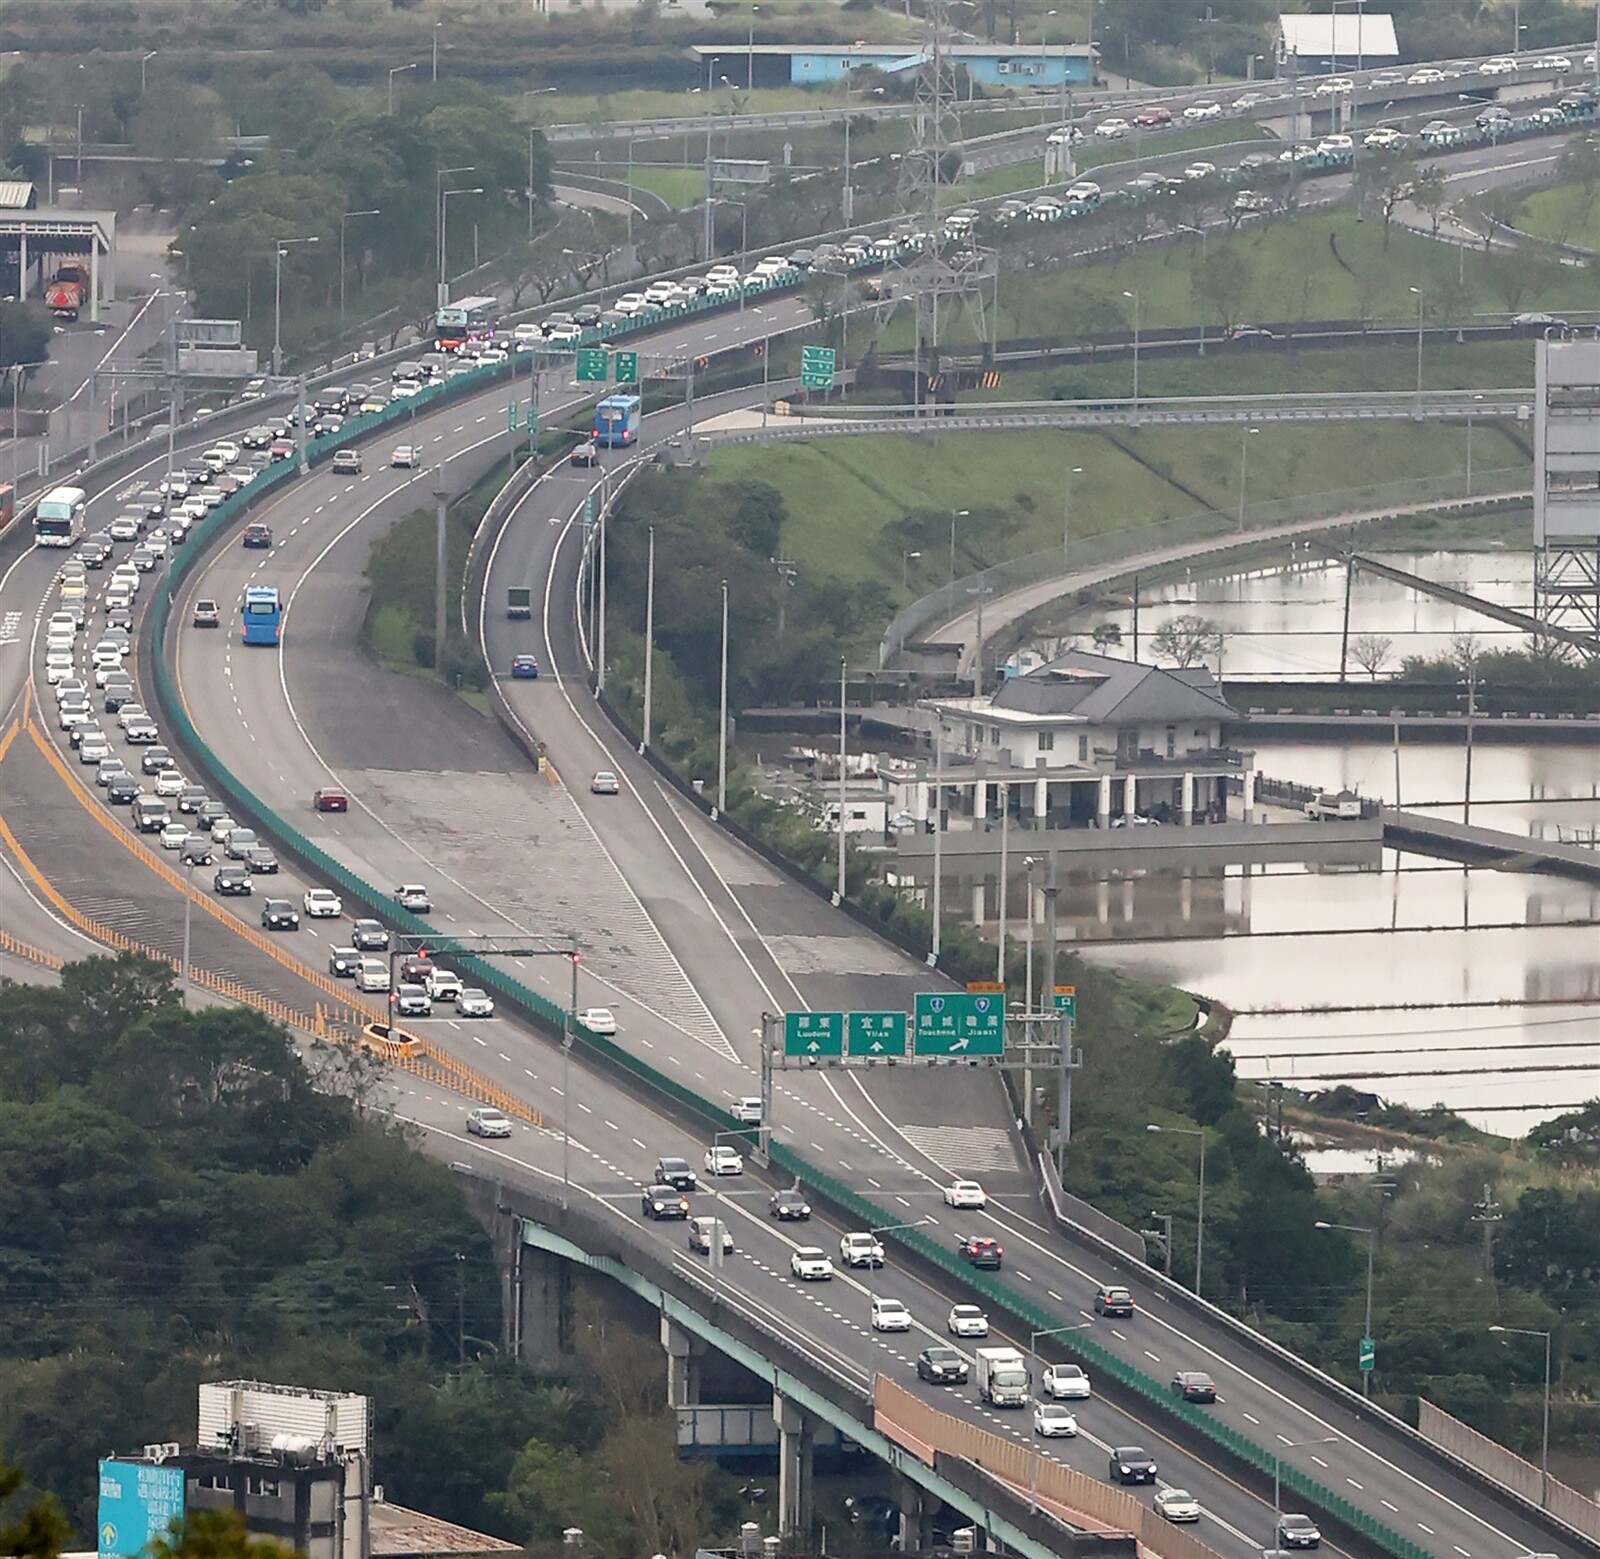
(150, 331, 1433, 1559)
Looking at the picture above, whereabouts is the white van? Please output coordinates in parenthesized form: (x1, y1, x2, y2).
(356, 957, 391, 993)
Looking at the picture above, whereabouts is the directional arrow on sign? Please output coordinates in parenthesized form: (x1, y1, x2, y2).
(950, 1035, 970, 1051)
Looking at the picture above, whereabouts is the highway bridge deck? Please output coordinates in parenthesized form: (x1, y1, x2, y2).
(1384, 807, 1600, 882)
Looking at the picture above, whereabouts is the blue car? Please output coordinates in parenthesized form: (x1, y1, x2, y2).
(511, 654, 540, 680)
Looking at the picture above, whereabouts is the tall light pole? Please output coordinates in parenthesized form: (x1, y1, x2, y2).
(1122, 289, 1141, 410)
(1063, 463, 1082, 566)
(1238, 426, 1258, 532)
(931, 720, 944, 961)
(1317, 1219, 1377, 1396)
(339, 208, 379, 339)
(1409, 285, 1425, 403)
(902, 548, 922, 589)
(837, 657, 848, 898)
(433, 20, 443, 82)
(1490, 1324, 1552, 1503)
(949, 507, 969, 586)
(748, 5, 760, 90)
(141, 51, 158, 92)
(388, 62, 416, 115)
(717, 579, 730, 812)
(642, 525, 656, 750)
(1272, 1437, 1338, 1526)
(273, 235, 318, 377)
(439, 179, 482, 307)
(1147, 1123, 1205, 1295)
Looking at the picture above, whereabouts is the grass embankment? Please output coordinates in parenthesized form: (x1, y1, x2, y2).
(707, 346, 1529, 605)
(1514, 179, 1600, 251)
(880, 210, 1598, 350)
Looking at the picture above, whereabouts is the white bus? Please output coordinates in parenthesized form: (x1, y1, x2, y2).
(35, 485, 87, 548)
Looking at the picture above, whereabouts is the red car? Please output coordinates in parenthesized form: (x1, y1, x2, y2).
(313, 787, 348, 812)
(1134, 106, 1173, 127)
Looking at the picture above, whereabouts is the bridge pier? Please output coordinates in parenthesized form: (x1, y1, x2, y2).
(772, 1390, 815, 1536)
(894, 1473, 934, 1553)
(661, 1315, 705, 1406)
(516, 1239, 575, 1370)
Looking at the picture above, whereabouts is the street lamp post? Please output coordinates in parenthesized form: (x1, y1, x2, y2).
(1063, 463, 1082, 566)
(717, 578, 730, 812)
(1122, 289, 1141, 410)
(141, 51, 158, 92)
(1409, 285, 1425, 402)
(748, 5, 760, 90)
(1273, 1437, 1338, 1525)
(1147, 1123, 1205, 1295)
(433, 20, 443, 82)
(273, 235, 319, 377)
(1317, 1219, 1377, 1396)
(949, 507, 969, 587)
(1027, 1321, 1091, 1508)
(388, 62, 416, 115)
(339, 208, 380, 339)
(1238, 425, 1259, 532)
(439, 182, 483, 308)
(837, 656, 848, 899)
(1490, 1324, 1552, 1503)
(902, 548, 922, 589)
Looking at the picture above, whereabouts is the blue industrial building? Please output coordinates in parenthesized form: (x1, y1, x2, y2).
(691, 43, 1096, 91)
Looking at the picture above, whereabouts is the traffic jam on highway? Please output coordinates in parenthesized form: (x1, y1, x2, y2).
(21, 57, 1598, 1551)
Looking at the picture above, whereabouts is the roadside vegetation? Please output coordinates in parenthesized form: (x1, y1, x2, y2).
(0, 953, 740, 1553)
(1512, 131, 1600, 250)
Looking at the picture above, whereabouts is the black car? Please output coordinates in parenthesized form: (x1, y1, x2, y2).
(351, 918, 390, 951)
(245, 846, 279, 874)
(654, 1156, 698, 1192)
(399, 955, 436, 984)
(214, 867, 252, 895)
(328, 946, 361, 978)
(178, 787, 209, 813)
(107, 775, 140, 804)
(1110, 1447, 1157, 1485)
(917, 1346, 970, 1384)
(572, 303, 603, 326)
(104, 685, 136, 713)
(197, 800, 229, 827)
(1094, 1283, 1135, 1317)
(769, 1188, 812, 1221)
(641, 1183, 691, 1220)
(140, 747, 176, 775)
(1171, 1370, 1217, 1404)
(261, 898, 299, 931)
(80, 541, 109, 568)
(243, 523, 272, 549)
(1277, 1515, 1321, 1550)
(180, 838, 214, 866)
(958, 1235, 1003, 1269)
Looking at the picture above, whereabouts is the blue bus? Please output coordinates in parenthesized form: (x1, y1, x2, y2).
(242, 586, 282, 646)
(593, 394, 641, 448)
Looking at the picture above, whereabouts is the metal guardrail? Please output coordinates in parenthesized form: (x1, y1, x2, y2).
(878, 467, 1529, 666)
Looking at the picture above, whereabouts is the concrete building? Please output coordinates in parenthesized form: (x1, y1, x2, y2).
(690, 42, 1095, 91)
(1274, 12, 1399, 75)
(918, 650, 1250, 830)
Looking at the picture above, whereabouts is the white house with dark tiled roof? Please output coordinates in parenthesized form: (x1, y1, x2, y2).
(917, 650, 1251, 830)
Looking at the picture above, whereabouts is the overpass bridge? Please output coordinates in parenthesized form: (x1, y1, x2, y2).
(696, 389, 1533, 446)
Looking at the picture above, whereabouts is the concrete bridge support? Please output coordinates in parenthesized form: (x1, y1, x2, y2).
(773, 1391, 815, 1536)
(515, 1239, 574, 1370)
(662, 1315, 705, 1407)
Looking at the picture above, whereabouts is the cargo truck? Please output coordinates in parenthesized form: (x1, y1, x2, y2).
(45, 264, 89, 321)
(506, 586, 532, 620)
(975, 1347, 1029, 1407)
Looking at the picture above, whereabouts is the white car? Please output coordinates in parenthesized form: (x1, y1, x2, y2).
(117, 703, 148, 730)
(390, 445, 422, 469)
(840, 1232, 885, 1267)
(466, 1107, 513, 1138)
(1154, 1488, 1202, 1522)
(45, 649, 75, 684)
(1065, 181, 1101, 202)
(870, 1296, 912, 1332)
(947, 1304, 989, 1338)
(59, 699, 92, 730)
(705, 264, 740, 287)
(704, 1144, 744, 1176)
(1314, 75, 1354, 94)
(1033, 1403, 1079, 1438)
(143, 530, 169, 556)
(79, 736, 111, 764)
(1479, 55, 1518, 74)
(1183, 161, 1216, 180)
(456, 987, 496, 1018)
(159, 822, 189, 851)
(790, 1246, 834, 1281)
(108, 515, 141, 542)
(154, 770, 187, 798)
(47, 612, 78, 639)
(687, 1216, 734, 1255)
(425, 968, 463, 1003)
(1317, 134, 1354, 154)
(580, 1006, 617, 1034)
(303, 888, 343, 918)
(613, 293, 649, 316)
(394, 883, 432, 913)
(1407, 66, 1447, 83)
(1536, 54, 1572, 70)
(643, 280, 681, 304)
(732, 1096, 763, 1125)
(1363, 127, 1406, 148)
(1093, 117, 1129, 138)
(1042, 1362, 1092, 1399)
(1183, 100, 1221, 119)
(943, 1179, 987, 1209)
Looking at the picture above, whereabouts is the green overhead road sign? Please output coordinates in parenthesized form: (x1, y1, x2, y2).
(913, 992, 1004, 1057)
(614, 351, 639, 383)
(846, 1010, 908, 1058)
(800, 345, 836, 390)
(1359, 1337, 1375, 1373)
(784, 1011, 844, 1058)
(576, 348, 609, 382)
